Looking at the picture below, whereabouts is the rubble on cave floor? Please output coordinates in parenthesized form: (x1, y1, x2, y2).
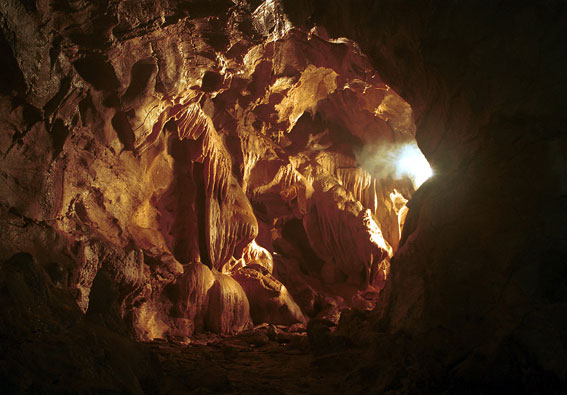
(142, 321, 362, 394)
(145, 338, 313, 394)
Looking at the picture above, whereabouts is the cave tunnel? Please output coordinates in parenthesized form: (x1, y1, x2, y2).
(0, 1, 566, 393)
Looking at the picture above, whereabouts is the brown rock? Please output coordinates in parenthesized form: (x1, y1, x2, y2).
(169, 262, 216, 337)
(232, 266, 305, 326)
(0, 0, 565, 392)
(206, 272, 252, 335)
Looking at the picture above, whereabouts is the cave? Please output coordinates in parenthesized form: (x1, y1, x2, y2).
(1, 1, 566, 393)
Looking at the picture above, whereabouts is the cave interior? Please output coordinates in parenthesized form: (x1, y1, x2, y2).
(0, 0, 566, 393)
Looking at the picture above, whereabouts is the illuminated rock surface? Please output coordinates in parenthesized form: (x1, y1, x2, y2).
(0, 0, 414, 340)
(1, 0, 566, 393)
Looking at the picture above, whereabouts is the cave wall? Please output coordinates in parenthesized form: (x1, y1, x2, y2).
(0, 0, 417, 342)
(1, 0, 566, 391)
(283, 0, 567, 390)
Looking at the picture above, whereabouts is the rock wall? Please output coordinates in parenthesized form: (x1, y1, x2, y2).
(2, 0, 565, 391)
(0, 0, 416, 341)
(285, 0, 567, 391)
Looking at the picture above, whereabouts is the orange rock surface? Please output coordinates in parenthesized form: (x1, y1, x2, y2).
(0, 1, 419, 339)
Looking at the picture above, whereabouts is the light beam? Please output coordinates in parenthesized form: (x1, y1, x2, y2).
(395, 143, 432, 188)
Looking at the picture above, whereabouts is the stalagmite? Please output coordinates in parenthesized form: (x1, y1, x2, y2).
(206, 272, 252, 335)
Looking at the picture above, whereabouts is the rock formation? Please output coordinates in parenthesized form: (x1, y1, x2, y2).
(287, 0, 567, 392)
(0, 0, 416, 342)
(1, 0, 565, 392)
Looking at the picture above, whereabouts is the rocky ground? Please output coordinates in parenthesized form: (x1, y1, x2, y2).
(144, 317, 390, 395)
(0, 251, 371, 394)
(145, 329, 317, 394)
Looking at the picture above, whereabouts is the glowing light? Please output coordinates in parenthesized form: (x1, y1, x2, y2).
(395, 143, 432, 188)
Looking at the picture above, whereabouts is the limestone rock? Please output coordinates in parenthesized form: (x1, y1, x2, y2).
(0, 0, 418, 337)
(232, 266, 305, 325)
(1, 0, 566, 392)
(206, 272, 252, 335)
(169, 262, 216, 337)
(0, 253, 159, 393)
(241, 239, 274, 274)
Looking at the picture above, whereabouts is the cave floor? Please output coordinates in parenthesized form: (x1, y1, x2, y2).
(143, 328, 352, 394)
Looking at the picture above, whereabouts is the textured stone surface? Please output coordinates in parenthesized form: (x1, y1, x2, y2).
(232, 265, 305, 325)
(0, 253, 160, 394)
(285, 0, 567, 391)
(0, 0, 415, 342)
(1, 0, 566, 392)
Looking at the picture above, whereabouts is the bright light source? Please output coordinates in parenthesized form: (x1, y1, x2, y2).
(395, 143, 432, 188)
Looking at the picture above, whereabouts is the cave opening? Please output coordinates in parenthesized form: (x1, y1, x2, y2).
(1, 0, 566, 393)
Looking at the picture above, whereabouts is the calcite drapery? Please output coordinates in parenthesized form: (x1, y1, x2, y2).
(0, 0, 418, 339)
